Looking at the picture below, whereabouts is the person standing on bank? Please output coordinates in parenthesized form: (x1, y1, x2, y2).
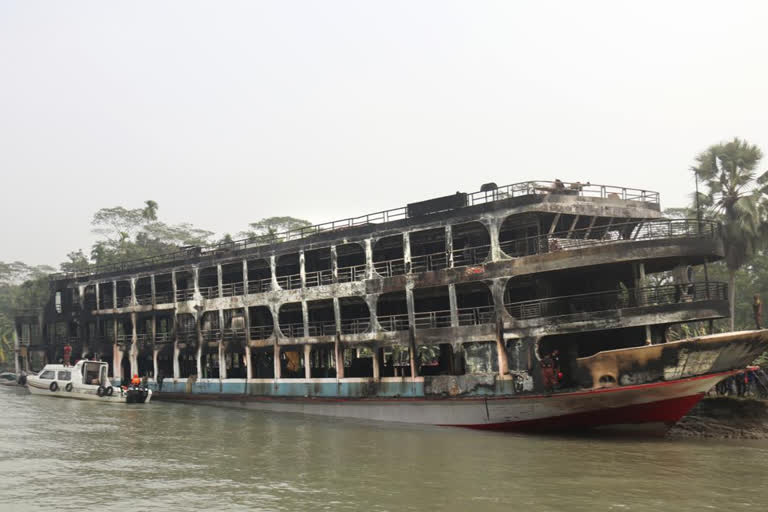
(753, 294, 763, 329)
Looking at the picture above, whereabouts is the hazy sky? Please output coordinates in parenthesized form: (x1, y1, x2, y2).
(2, 1, 767, 268)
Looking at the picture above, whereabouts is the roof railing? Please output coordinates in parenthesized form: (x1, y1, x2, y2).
(51, 180, 660, 280)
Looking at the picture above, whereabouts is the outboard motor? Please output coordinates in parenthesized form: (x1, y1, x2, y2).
(125, 385, 150, 404)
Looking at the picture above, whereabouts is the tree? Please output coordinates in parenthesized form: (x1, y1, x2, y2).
(693, 137, 767, 330)
(237, 216, 312, 242)
(89, 200, 214, 266)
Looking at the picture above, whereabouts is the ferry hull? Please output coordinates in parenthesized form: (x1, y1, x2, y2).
(153, 371, 727, 432)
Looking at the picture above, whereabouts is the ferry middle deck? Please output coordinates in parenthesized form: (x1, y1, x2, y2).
(17, 180, 729, 404)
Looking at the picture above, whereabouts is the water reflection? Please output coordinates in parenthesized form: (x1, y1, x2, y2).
(1, 388, 766, 511)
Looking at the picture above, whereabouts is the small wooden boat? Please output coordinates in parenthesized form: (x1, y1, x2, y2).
(0, 372, 18, 386)
(25, 360, 151, 404)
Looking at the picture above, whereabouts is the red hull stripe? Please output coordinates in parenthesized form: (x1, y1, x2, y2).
(451, 393, 706, 431)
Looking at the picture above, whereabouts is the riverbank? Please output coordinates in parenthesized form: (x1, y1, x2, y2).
(668, 396, 768, 439)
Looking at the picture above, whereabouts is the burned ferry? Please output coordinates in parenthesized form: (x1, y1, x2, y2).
(13, 180, 768, 431)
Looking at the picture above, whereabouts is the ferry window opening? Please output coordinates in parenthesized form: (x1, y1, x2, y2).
(57, 371, 71, 381)
(40, 370, 55, 380)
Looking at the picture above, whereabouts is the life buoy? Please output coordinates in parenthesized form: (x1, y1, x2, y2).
(49, 381, 58, 392)
(97, 385, 106, 397)
(65, 383, 73, 392)
(105, 386, 114, 397)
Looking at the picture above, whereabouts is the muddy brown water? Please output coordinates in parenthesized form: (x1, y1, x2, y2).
(2, 387, 767, 512)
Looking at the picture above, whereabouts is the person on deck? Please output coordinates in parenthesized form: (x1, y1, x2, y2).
(62, 344, 72, 367)
(131, 374, 141, 387)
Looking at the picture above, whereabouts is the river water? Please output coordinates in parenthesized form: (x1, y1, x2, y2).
(1, 387, 767, 512)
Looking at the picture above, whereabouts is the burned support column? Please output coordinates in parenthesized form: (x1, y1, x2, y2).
(130, 277, 137, 307)
(304, 344, 311, 379)
(172, 340, 180, 380)
(112, 280, 118, 311)
(242, 260, 249, 295)
(195, 311, 203, 379)
(299, 250, 306, 289)
(171, 269, 178, 305)
(270, 255, 278, 291)
(130, 311, 138, 377)
(490, 277, 510, 377)
(448, 283, 459, 327)
(153, 348, 159, 381)
(218, 308, 226, 379)
(330, 245, 338, 283)
(95, 282, 100, 310)
(333, 296, 344, 379)
(245, 345, 252, 380)
(364, 239, 374, 280)
(273, 342, 281, 379)
(488, 217, 502, 262)
(150, 274, 156, 306)
(193, 266, 201, 299)
(218, 339, 226, 380)
(403, 232, 412, 274)
(372, 343, 380, 380)
(445, 225, 454, 268)
(112, 317, 120, 381)
(217, 264, 223, 299)
(405, 281, 417, 378)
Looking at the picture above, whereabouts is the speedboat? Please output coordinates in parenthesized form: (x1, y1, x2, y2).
(25, 360, 151, 404)
(0, 372, 18, 386)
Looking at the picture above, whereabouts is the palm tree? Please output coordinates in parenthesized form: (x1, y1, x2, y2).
(142, 200, 159, 222)
(693, 138, 766, 330)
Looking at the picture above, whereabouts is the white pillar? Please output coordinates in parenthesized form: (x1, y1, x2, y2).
(173, 342, 180, 379)
(304, 344, 311, 379)
(245, 345, 252, 380)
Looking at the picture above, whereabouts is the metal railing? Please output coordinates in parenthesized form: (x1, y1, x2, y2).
(305, 269, 334, 288)
(51, 180, 659, 280)
(222, 282, 245, 297)
(340, 318, 370, 334)
(247, 278, 272, 294)
(117, 296, 132, 308)
(337, 264, 367, 283)
(202, 329, 222, 342)
(279, 322, 305, 338)
(374, 258, 406, 278)
(411, 252, 449, 273)
(222, 328, 246, 342)
(378, 314, 410, 331)
(413, 310, 452, 329)
(199, 285, 219, 300)
(276, 274, 302, 290)
(176, 288, 195, 302)
(452, 244, 491, 267)
(249, 325, 274, 340)
(457, 306, 495, 326)
(307, 321, 336, 337)
(177, 330, 197, 344)
(500, 219, 718, 257)
(135, 293, 153, 306)
(155, 291, 174, 304)
(505, 281, 727, 320)
(155, 332, 173, 344)
(99, 297, 114, 309)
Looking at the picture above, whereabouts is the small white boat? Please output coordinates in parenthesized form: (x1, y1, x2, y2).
(25, 360, 152, 404)
(0, 372, 18, 386)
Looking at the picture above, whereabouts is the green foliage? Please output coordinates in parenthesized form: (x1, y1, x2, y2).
(692, 137, 767, 329)
(85, 200, 214, 268)
(237, 216, 312, 242)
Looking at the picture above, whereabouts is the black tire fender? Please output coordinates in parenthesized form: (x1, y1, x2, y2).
(97, 385, 105, 397)
(105, 386, 114, 397)
(65, 383, 73, 392)
(49, 381, 58, 392)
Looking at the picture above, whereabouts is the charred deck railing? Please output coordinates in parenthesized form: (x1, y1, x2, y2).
(505, 281, 727, 320)
(500, 219, 717, 257)
(52, 180, 660, 280)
